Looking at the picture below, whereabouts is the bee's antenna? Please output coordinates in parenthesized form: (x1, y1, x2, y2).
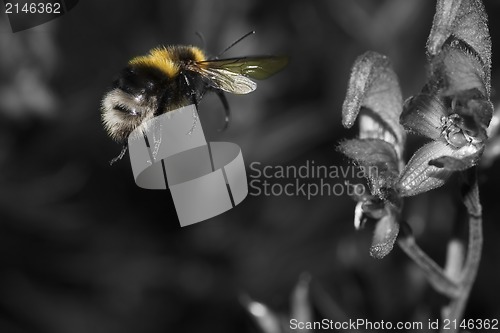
(216, 30, 255, 59)
(194, 31, 206, 49)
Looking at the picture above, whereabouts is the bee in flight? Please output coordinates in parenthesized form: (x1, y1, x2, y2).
(101, 32, 288, 156)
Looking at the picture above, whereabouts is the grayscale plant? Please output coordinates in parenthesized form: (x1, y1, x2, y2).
(339, 0, 492, 330)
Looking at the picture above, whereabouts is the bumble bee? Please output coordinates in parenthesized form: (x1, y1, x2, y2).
(101, 39, 287, 144)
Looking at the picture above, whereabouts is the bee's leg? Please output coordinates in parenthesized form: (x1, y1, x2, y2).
(182, 73, 199, 135)
(182, 73, 198, 105)
(109, 144, 128, 166)
(215, 89, 230, 131)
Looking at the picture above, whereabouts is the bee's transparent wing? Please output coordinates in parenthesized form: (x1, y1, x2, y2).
(189, 56, 287, 94)
(198, 56, 288, 80)
(194, 67, 257, 94)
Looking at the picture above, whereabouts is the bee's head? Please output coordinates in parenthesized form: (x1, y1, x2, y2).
(101, 65, 167, 142)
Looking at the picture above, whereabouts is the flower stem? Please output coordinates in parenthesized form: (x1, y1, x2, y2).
(441, 168, 483, 331)
(398, 222, 460, 298)
(444, 238, 465, 281)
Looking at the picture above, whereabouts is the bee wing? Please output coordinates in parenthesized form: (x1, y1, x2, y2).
(195, 66, 257, 94)
(197, 56, 288, 80)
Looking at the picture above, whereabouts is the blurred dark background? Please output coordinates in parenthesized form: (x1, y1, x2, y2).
(1, 1, 500, 332)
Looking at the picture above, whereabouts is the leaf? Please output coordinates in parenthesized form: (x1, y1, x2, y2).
(342, 51, 405, 150)
(400, 94, 446, 140)
(397, 141, 455, 197)
(369, 212, 400, 259)
(427, 0, 491, 84)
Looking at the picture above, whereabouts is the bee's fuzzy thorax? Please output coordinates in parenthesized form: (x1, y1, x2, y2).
(128, 45, 206, 78)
